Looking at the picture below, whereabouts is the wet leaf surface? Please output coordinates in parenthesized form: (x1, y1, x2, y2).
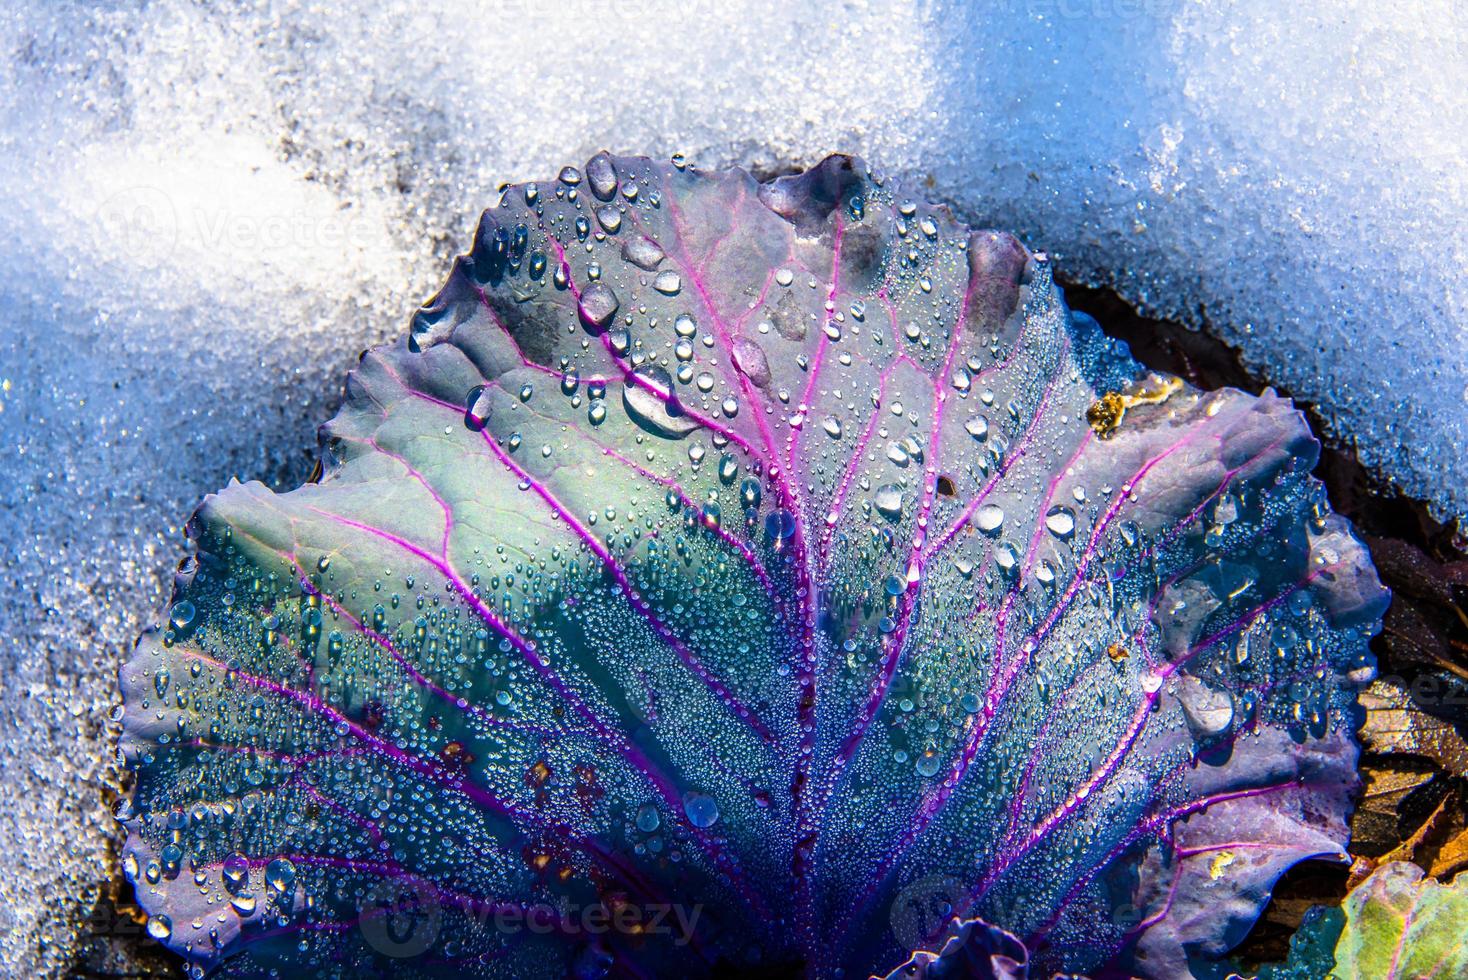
(117, 157, 1387, 978)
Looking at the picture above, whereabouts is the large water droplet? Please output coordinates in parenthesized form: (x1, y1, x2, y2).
(731, 337, 771, 387)
(995, 541, 1019, 574)
(145, 914, 172, 941)
(635, 803, 661, 832)
(586, 152, 617, 201)
(763, 509, 796, 542)
(464, 384, 493, 431)
(741, 478, 762, 510)
(683, 792, 719, 829)
(874, 484, 904, 521)
(595, 205, 622, 234)
(1178, 675, 1235, 737)
(1045, 506, 1076, 539)
(168, 600, 196, 632)
(622, 237, 664, 270)
(222, 853, 250, 895)
(624, 365, 700, 438)
(975, 503, 1004, 533)
(265, 857, 296, 895)
(578, 283, 619, 332)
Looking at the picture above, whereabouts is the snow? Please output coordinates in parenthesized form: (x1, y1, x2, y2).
(0, 0, 1463, 973)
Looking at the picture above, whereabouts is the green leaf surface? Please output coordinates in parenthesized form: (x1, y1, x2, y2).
(1333, 862, 1468, 979)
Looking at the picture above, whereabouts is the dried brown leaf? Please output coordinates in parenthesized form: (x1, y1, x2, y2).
(1359, 677, 1468, 777)
(1428, 825, 1468, 880)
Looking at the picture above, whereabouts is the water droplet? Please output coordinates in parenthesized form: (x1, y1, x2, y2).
(1045, 506, 1076, 539)
(731, 337, 771, 387)
(1178, 675, 1234, 737)
(975, 503, 1004, 533)
(624, 365, 700, 438)
(585, 152, 617, 200)
(578, 283, 619, 332)
(168, 600, 196, 632)
(595, 205, 621, 234)
(764, 509, 796, 542)
(464, 384, 493, 431)
(994, 541, 1019, 574)
(683, 792, 719, 829)
(635, 803, 661, 832)
(265, 857, 296, 895)
(653, 271, 682, 295)
(145, 914, 172, 941)
(874, 484, 904, 521)
(823, 416, 843, 439)
(557, 165, 582, 186)
(622, 237, 664, 270)
(741, 478, 762, 510)
(965, 416, 989, 441)
(222, 853, 249, 895)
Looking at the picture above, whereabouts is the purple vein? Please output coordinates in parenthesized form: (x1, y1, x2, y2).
(298, 503, 769, 917)
(1024, 778, 1311, 949)
(788, 215, 846, 473)
(921, 336, 1070, 564)
(654, 177, 827, 927)
(818, 352, 924, 563)
(370, 356, 775, 745)
(998, 508, 1287, 845)
(833, 392, 1249, 944)
(598, 444, 778, 597)
(249, 525, 546, 740)
(468, 417, 776, 745)
(827, 297, 974, 771)
(974, 565, 1337, 900)
(178, 648, 528, 827)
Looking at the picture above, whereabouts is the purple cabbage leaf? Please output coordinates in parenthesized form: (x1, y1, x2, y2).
(117, 153, 1389, 979)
